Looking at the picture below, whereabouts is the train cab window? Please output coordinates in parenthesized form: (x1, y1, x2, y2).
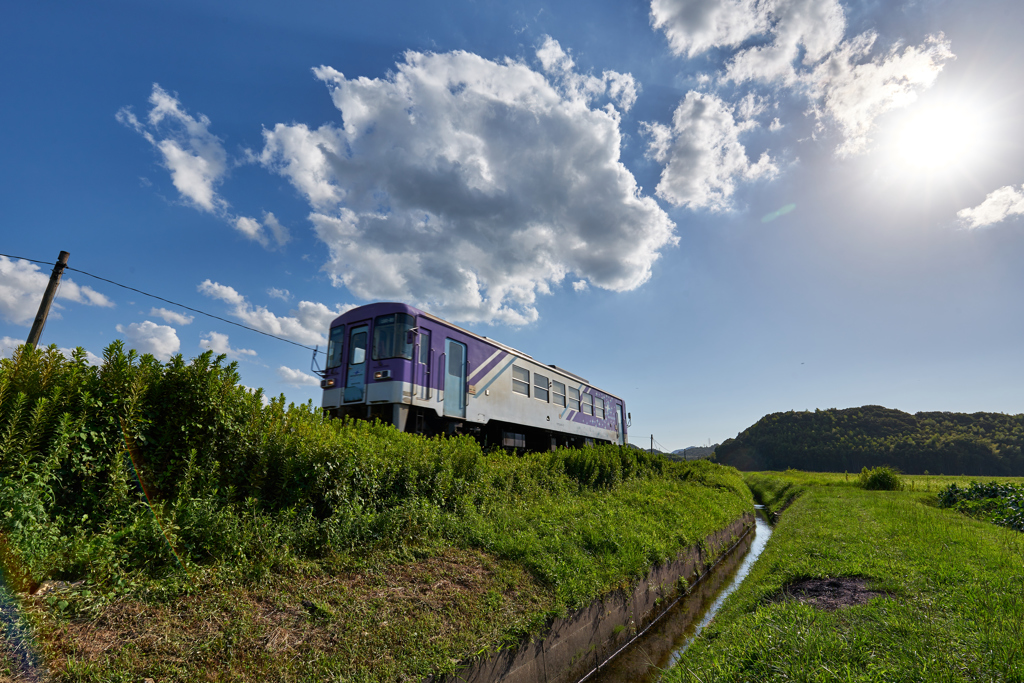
(552, 380, 566, 407)
(349, 329, 367, 365)
(326, 325, 345, 369)
(582, 392, 593, 416)
(512, 365, 530, 396)
(594, 396, 605, 419)
(568, 387, 580, 412)
(534, 373, 549, 402)
(372, 313, 415, 360)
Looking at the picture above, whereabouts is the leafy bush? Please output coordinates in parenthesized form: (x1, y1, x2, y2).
(858, 466, 905, 491)
(938, 481, 1024, 532)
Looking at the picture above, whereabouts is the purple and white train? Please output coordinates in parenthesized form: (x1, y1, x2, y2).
(317, 302, 628, 451)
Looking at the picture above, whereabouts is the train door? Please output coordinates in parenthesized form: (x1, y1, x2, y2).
(344, 324, 368, 403)
(444, 338, 466, 418)
(616, 404, 625, 446)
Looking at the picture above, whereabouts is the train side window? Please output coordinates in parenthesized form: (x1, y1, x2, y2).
(502, 431, 526, 449)
(594, 396, 605, 419)
(552, 380, 566, 407)
(326, 325, 345, 369)
(568, 387, 580, 411)
(534, 373, 549, 402)
(582, 392, 593, 415)
(512, 365, 530, 396)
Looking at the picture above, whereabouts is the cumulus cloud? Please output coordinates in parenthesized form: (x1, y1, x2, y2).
(650, 0, 771, 58)
(115, 320, 180, 361)
(649, 0, 954, 159)
(233, 211, 291, 248)
(643, 91, 777, 211)
(0, 336, 22, 357)
(258, 40, 675, 324)
(0, 256, 113, 326)
(572, 280, 589, 292)
(199, 331, 257, 358)
(277, 366, 321, 387)
(117, 84, 229, 214)
(198, 280, 353, 346)
(267, 287, 291, 301)
(118, 86, 290, 250)
(957, 185, 1024, 229)
(809, 32, 954, 157)
(150, 307, 194, 326)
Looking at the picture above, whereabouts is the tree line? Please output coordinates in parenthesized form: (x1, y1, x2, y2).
(713, 405, 1024, 475)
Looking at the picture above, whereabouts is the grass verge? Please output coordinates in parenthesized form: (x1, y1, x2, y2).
(664, 474, 1024, 682)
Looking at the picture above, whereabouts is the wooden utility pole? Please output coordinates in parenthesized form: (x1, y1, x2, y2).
(650, 434, 654, 454)
(26, 251, 70, 348)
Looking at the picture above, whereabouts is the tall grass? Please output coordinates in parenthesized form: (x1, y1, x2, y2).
(0, 342, 751, 615)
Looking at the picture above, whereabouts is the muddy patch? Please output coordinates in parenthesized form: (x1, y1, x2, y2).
(777, 577, 887, 611)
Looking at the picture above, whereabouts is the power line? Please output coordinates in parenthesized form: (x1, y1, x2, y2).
(0, 252, 325, 355)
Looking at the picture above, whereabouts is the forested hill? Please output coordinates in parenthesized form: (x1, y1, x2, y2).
(714, 405, 1024, 475)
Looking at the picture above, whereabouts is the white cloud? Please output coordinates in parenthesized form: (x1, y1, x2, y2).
(809, 32, 954, 157)
(117, 84, 229, 214)
(277, 365, 321, 387)
(258, 41, 675, 325)
(150, 307, 194, 326)
(232, 211, 291, 248)
(957, 185, 1024, 229)
(115, 320, 180, 361)
(0, 256, 113, 326)
(726, 0, 846, 84)
(0, 336, 22, 358)
(572, 280, 589, 292)
(267, 287, 291, 301)
(643, 91, 777, 211)
(769, 117, 783, 131)
(118, 86, 291, 251)
(649, 0, 954, 158)
(650, 0, 771, 58)
(199, 331, 257, 358)
(198, 280, 353, 346)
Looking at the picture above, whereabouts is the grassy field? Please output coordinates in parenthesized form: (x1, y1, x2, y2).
(0, 344, 753, 682)
(665, 471, 1024, 683)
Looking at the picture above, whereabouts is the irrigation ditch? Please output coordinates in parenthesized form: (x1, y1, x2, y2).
(437, 510, 766, 683)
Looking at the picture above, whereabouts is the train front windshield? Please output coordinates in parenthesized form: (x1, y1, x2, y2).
(372, 313, 415, 360)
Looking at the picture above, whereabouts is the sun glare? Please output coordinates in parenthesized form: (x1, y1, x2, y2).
(888, 101, 990, 177)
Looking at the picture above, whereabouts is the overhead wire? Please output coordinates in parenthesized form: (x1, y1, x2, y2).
(0, 251, 326, 355)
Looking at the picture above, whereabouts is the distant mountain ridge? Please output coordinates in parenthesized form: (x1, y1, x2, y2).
(669, 445, 719, 461)
(714, 405, 1024, 476)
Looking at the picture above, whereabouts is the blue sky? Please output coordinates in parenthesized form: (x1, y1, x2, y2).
(2, 0, 1023, 450)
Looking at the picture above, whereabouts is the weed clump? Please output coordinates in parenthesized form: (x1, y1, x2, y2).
(858, 466, 905, 491)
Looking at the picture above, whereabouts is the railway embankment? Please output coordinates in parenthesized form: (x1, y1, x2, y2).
(0, 343, 753, 682)
(662, 471, 1024, 683)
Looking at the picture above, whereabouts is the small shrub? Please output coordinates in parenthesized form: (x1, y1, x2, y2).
(859, 466, 904, 491)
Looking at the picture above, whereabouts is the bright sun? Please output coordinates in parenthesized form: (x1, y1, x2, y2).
(888, 101, 990, 176)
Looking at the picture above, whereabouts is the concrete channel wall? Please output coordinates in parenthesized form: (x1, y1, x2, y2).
(443, 511, 755, 683)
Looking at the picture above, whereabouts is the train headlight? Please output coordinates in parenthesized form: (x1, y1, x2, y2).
(320, 378, 335, 388)
(374, 370, 392, 380)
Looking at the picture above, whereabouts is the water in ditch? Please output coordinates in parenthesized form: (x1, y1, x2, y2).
(585, 507, 773, 683)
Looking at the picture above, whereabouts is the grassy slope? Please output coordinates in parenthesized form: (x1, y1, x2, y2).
(0, 344, 753, 682)
(665, 473, 1024, 683)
